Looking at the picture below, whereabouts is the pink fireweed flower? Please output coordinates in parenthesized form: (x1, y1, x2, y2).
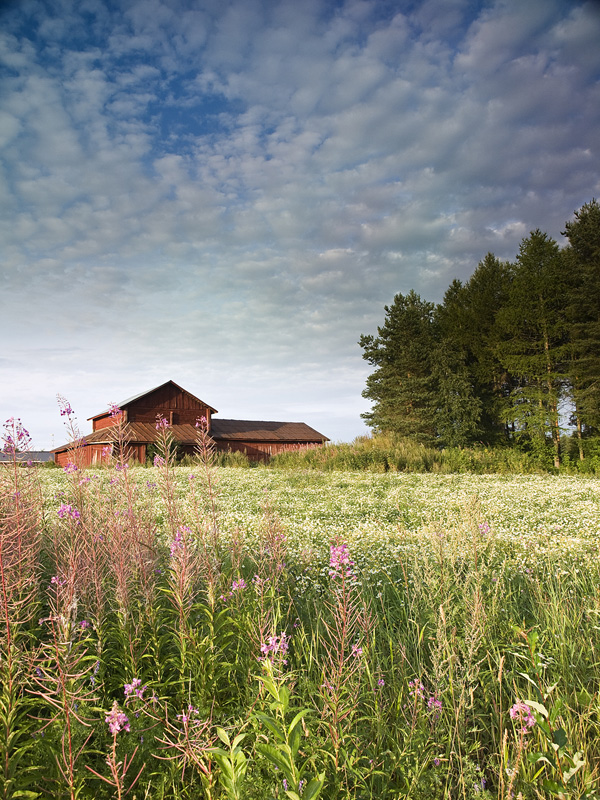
(509, 701, 536, 733)
(351, 643, 363, 658)
(124, 678, 147, 701)
(170, 526, 190, 557)
(153, 455, 165, 467)
(408, 680, 426, 700)
(155, 416, 170, 430)
(177, 704, 199, 724)
(195, 416, 208, 429)
(63, 462, 78, 474)
(108, 403, 122, 418)
(329, 542, 354, 578)
(57, 503, 80, 521)
(260, 632, 290, 663)
(50, 576, 66, 587)
(105, 701, 130, 734)
(231, 578, 247, 592)
(428, 695, 442, 719)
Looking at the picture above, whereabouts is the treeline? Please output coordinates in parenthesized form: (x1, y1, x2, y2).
(359, 200, 600, 468)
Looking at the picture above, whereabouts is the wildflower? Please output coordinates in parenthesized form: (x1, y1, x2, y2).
(509, 701, 536, 733)
(231, 578, 247, 592)
(108, 403, 122, 418)
(57, 503, 80, 521)
(105, 701, 130, 735)
(170, 526, 189, 557)
(260, 632, 289, 663)
(155, 416, 170, 430)
(377, 678, 385, 688)
(177, 704, 199, 724)
(79, 620, 91, 629)
(329, 542, 354, 577)
(351, 643, 363, 658)
(154, 455, 165, 467)
(428, 694, 442, 720)
(408, 680, 426, 700)
(124, 678, 147, 701)
(63, 462, 78, 474)
(50, 576, 66, 587)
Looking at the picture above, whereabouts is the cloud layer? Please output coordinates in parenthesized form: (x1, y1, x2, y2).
(1, 0, 599, 446)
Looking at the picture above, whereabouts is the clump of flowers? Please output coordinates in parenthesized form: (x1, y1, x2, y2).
(105, 701, 130, 734)
(124, 678, 147, 703)
(260, 632, 289, 666)
(63, 462, 78, 474)
(2, 417, 32, 454)
(509, 701, 536, 733)
(156, 416, 170, 430)
(329, 542, 354, 578)
(57, 503, 81, 521)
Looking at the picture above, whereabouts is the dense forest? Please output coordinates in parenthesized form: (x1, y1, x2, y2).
(359, 200, 600, 468)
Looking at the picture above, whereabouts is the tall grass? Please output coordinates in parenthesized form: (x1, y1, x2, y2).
(268, 433, 600, 475)
(1, 411, 599, 798)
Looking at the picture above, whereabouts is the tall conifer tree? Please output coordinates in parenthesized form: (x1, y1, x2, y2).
(496, 231, 569, 467)
(359, 291, 438, 443)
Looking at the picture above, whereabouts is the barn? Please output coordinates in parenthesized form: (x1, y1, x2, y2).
(51, 380, 329, 466)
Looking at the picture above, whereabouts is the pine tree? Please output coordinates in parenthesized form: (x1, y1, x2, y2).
(436, 254, 514, 444)
(496, 231, 569, 467)
(359, 291, 438, 443)
(563, 200, 600, 453)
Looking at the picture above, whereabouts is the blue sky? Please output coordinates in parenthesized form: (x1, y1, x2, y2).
(1, 0, 599, 448)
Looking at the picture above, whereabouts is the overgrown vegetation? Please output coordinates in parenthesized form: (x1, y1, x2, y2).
(269, 433, 600, 474)
(2, 409, 600, 799)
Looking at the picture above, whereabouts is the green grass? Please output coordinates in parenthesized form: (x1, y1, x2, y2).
(1, 460, 600, 799)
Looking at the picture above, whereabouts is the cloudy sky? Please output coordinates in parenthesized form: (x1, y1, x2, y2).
(1, 0, 599, 449)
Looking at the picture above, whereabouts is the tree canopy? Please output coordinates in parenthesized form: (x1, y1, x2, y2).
(359, 201, 600, 466)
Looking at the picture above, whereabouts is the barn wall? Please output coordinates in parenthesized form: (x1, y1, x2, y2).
(54, 443, 146, 467)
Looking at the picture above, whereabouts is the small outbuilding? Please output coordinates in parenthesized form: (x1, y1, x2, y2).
(52, 380, 329, 466)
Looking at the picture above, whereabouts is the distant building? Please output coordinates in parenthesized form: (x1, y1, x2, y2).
(0, 451, 54, 463)
(51, 380, 328, 466)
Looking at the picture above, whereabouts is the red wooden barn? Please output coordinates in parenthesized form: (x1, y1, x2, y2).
(52, 380, 329, 466)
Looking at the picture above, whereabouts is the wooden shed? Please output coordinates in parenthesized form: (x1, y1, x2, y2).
(52, 380, 328, 466)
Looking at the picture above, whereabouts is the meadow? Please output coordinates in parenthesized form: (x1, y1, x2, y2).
(2, 418, 600, 799)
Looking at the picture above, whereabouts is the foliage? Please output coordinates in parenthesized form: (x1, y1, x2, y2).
(3, 408, 600, 798)
(359, 201, 600, 465)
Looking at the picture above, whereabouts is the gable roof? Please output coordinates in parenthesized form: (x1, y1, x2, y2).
(52, 419, 328, 453)
(210, 419, 328, 442)
(88, 380, 217, 420)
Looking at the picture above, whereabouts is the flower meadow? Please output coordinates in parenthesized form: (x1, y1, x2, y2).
(2, 415, 600, 799)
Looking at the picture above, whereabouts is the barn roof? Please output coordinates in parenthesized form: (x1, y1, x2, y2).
(88, 380, 217, 420)
(210, 419, 328, 442)
(52, 419, 328, 453)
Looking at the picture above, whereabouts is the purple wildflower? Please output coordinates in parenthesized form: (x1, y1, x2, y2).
(351, 643, 363, 658)
(509, 701, 536, 733)
(57, 503, 80, 521)
(329, 542, 354, 578)
(153, 455, 165, 467)
(63, 462, 78, 474)
(105, 701, 130, 735)
(124, 678, 147, 701)
(155, 416, 170, 430)
(260, 632, 290, 663)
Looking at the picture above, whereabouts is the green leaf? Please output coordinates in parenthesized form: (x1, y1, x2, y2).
(302, 774, 325, 800)
(552, 727, 568, 750)
(525, 699, 549, 718)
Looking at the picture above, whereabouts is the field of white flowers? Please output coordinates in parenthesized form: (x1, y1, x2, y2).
(3, 451, 599, 800)
(44, 466, 600, 575)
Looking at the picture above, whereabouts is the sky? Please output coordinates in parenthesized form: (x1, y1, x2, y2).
(1, 0, 599, 449)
